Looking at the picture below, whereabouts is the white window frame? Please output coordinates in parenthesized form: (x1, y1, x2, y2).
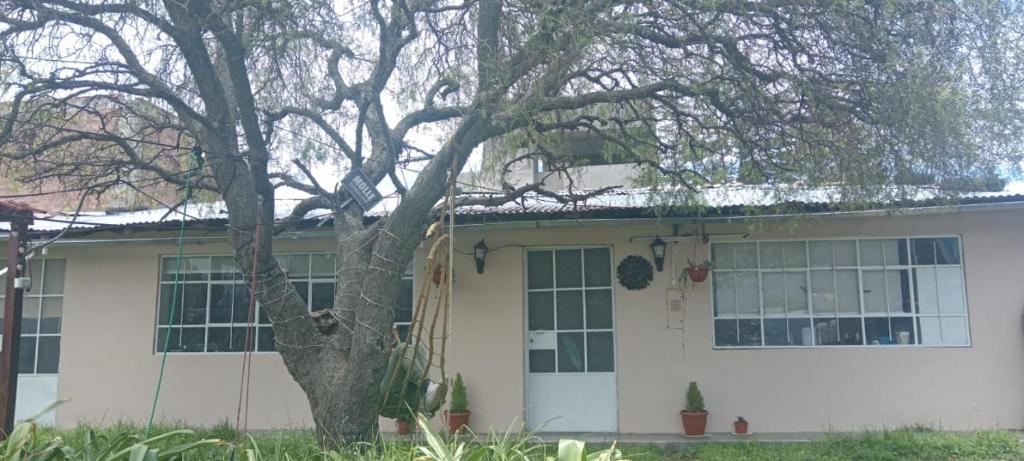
(0, 258, 65, 375)
(710, 235, 971, 349)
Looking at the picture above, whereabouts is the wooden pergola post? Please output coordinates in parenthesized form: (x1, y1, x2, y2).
(0, 202, 36, 437)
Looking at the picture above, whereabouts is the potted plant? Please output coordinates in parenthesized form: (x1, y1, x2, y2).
(445, 373, 471, 433)
(733, 416, 749, 435)
(680, 381, 708, 436)
(685, 260, 712, 283)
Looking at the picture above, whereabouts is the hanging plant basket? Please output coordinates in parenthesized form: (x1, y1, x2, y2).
(617, 255, 654, 290)
(686, 267, 710, 283)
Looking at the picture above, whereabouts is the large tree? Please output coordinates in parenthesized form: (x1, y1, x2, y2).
(1, 0, 1022, 445)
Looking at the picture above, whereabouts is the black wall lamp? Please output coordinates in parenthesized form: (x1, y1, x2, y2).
(474, 239, 489, 274)
(650, 236, 667, 272)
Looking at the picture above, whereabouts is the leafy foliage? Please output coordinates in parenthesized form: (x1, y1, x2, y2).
(684, 382, 705, 413)
(451, 373, 469, 413)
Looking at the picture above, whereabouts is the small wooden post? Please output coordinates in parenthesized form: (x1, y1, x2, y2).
(0, 202, 37, 438)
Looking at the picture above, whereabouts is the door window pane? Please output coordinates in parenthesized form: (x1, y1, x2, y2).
(586, 332, 614, 372)
(527, 252, 553, 289)
(585, 289, 613, 329)
(557, 333, 585, 372)
(555, 250, 582, 288)
(529, 350, 556, 373)
(556, 291, 584, 330)
(528, 292, 555, 331)
(583, 248, 611, 287)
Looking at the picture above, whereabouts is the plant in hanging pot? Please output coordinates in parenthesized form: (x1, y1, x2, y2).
(733, 416, 749, 435)
(685, 259, 712, 283)
(445, 373, 471, 433)
(680, 381, 709, 436)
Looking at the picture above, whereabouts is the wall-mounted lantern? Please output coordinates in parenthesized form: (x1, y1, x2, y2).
(474, 239, 489, 274)
(650, 236, 667, 272)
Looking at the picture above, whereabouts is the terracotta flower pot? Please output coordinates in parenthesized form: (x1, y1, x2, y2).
(686, 267, 710, 283)
(446, 410, 471, 433)
(396, 419, 412, 435)
(734, 419, 748, 434)
(680, 410, 708, 436)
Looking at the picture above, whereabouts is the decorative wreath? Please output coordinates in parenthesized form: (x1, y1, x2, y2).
(617, 255, 654, 290)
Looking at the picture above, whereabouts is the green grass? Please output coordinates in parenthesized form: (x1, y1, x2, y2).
(25, 424, 1024, 460)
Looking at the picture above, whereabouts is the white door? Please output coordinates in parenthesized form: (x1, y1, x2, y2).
(525, 248, 616, 433)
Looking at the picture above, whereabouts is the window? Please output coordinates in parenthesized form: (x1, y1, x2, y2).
(711, 237, 969, 348)
(156, 253, 414, 353)
(0, 259, 66, 374)
(526, 248, 615, 373)
(156, 253, 336, 353)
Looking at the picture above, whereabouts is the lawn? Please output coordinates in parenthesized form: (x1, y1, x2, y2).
(17, 423, 1024, 460)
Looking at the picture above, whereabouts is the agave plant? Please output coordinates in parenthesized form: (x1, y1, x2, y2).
(545, 440, 629, 461)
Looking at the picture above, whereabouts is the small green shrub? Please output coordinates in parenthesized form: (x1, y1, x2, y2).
(451, 373, 469, 413)
(684, 381, 705, 412)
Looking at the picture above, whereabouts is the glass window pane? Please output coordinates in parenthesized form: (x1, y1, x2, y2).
(284, 254, 310, 277)
(785, 272, 808, 315)
(36, 336, 59, 374)
(714, 319, 738, 346)
(583, 248, 611, 287)
(834, 240, 858, 266)
(814, 318, 840, 345)
(891, 317, 915, 345)
(810, 270, 836, 316)
(883, 239, 907, 266)
(912, 239, 936, 265)
(790, 318, 813, 346)
(839, 318, 863, 345)
(556, 291, 584, 330)
(586, 332, 614, 372)
(713, 272, 737, 316)
(783, 242, 807, 268)
(712, 244, 735, 270)
(394, 278, 414, 324)
(528, 292, 555, 331)
(862, 270, 886, 313)
(180, 257, 210, 281)
(886, 270, 912, 314)
(210, 256, 239, 280)
(527, 252, 553, 289)
(809, 241, 833, 267)
(860, 240, 884, 266)
(941, 317, 968, 345)
(585, 289, 613, 329)
(310, 254, 336, 277)
(529, 350, 556, 373)
(836, 270, 860, 314)
(42, 259, 65, 294)
(759, 243, 784, 269)
(914, 268, 939, 314)
(207, 327, 232, 352)
(764, 319, 788, 346)
(935, 238, 960, 265)
(30, 259, 42, 290)
(18, 336, 35, 374)
(180, 327, 205, 352)
(156, 327, 181, 352)
(236, 284, 254, 324)
(738, 319, 762, 346)
(735, 273, 759, 316)
(734, 243, 758, 269)
(39, 298, 61, 334)
(865, 318, 891, 345)
(292, 281, 309, 306)
(158, 285, 182, 325)
(181, 284, 208, 325)
(919, 317, 942, 345)
(310, 282, 334, 311)
(936, 267, 966, 314)
(395, 324, 410, 342)
(761, 272, 785, 315)
(257, 326, 276, 351)
(209, 284, 234, 323)
(555, 250, 583, 288)
(557, 333, 585, 372)
(21, 298, 39, 334)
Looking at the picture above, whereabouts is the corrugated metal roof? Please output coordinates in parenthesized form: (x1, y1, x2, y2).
(6, 185, 1024, 233)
